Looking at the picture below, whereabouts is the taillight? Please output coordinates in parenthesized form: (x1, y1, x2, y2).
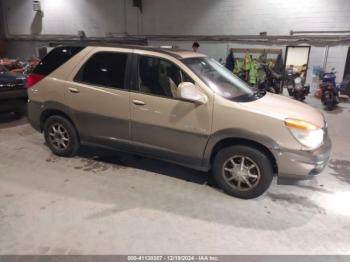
(26, 73, 45, 88)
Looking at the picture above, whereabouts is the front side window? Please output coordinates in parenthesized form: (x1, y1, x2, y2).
(75, 52, 128, 89)
(138, 56, 193, 98)
(183, 57, 255, 101)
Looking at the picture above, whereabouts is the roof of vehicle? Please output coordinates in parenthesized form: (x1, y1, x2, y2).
(60, 43, 207, 60)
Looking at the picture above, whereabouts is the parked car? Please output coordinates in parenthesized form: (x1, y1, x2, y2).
(27, 45, 331, 199)
(0, 64, 27, 116)
(11, 57, 41, 76)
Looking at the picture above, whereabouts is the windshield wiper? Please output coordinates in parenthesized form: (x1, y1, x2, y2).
(256, 90, 266, 97)
(250, 89, 266, 98)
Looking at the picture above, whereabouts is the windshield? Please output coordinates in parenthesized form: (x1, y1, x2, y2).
(183, 57, 254, 100)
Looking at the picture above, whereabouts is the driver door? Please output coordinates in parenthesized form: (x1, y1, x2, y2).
(130, 54, 213, 168)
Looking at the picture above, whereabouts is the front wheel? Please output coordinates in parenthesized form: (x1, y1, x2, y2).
(213, 145, 273, 199)
(44, 115, 80, 157)
(294, 93, 305, 101)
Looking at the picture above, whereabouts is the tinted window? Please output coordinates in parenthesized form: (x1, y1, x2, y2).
(75, 52, 127, 89)
(138, 56, 193, 98)
(34, 46, 85, 76)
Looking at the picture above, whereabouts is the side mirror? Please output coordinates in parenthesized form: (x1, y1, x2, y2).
(177, 82, 208, 104)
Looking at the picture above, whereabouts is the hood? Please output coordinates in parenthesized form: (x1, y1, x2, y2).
(241, 93, 325, 128)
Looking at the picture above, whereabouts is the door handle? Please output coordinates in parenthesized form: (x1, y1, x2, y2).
(69, 87, 80, 94)
(132, 100, 146, 106)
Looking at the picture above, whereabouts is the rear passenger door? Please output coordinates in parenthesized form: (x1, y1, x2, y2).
(67, 49, 131, 148)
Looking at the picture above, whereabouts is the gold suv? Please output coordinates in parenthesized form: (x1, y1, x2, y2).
(27, 45, 332, 199)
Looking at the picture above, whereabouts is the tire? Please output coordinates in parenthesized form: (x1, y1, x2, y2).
(294, 93, 304, 101)
(212, 145, 273, 199)
(326, 103, 335, 111)
(274, 81, 282, 94)
(324, 93, 335, 111)
(287, 86, 294, 96)
(44, 115, 80, 157)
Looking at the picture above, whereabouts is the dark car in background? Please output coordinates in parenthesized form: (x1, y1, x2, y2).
(0, 65, 27, 116)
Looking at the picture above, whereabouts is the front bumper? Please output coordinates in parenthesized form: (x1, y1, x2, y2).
(273, 133, 332, 178)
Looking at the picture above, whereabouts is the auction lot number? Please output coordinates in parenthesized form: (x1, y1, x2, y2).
(128, 256, 219, 261)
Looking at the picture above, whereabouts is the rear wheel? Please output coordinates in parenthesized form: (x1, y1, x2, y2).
(44, 115, 79, 157)
(326, 103, 335, 111)
(213, 145, 273, 199)
(324, 92, 335, 111)
(274, 81, 283, 94)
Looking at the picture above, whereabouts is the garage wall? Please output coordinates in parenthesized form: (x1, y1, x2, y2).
(141, 0, 350, 35)
(2, 0, 127, 37)
(1, 0, 349, 82)
(2, 0, 350, 36)
(3, 40, 48, 59)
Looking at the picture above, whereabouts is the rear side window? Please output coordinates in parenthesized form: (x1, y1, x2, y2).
(33, 46, 85, 76)
(74, 52, 128, 90)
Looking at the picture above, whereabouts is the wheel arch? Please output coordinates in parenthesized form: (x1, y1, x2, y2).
(203, 130, 279, 174)
(39, 104, 78, 139)
(41, 108, 69, 124)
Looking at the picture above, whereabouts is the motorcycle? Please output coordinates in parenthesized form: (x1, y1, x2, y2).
(258, 63, 283, 94)
(285, 69, 310, 101)
(319, 69, 339, 110)
(285, 66, 297, 96)
(291, 73, 310, 101)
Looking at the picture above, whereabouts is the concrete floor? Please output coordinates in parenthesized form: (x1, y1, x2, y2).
(0, 96, 350, 255)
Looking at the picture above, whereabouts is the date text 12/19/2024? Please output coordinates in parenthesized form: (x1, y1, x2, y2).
(128, 256, 219, 261)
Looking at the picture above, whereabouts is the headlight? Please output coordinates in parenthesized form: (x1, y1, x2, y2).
(285, 119, 324, 150)
(294, 77, 302, 85)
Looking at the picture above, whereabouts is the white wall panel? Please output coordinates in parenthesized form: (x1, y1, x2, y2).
(3, 0, 350, 37)
(2, 0, 349, 82)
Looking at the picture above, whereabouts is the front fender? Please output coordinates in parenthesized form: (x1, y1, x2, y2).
(202, 128, 281, 169)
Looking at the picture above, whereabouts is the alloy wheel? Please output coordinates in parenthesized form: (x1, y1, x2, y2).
(48, 123, 70, 151)
(222, 155, 261, 191)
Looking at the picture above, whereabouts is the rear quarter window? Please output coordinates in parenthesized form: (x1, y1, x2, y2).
(74, 52, 128, 90)
(33, 46, 85, 76)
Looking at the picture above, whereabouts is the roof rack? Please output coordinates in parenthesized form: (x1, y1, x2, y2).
(52, 43, 185, 59)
